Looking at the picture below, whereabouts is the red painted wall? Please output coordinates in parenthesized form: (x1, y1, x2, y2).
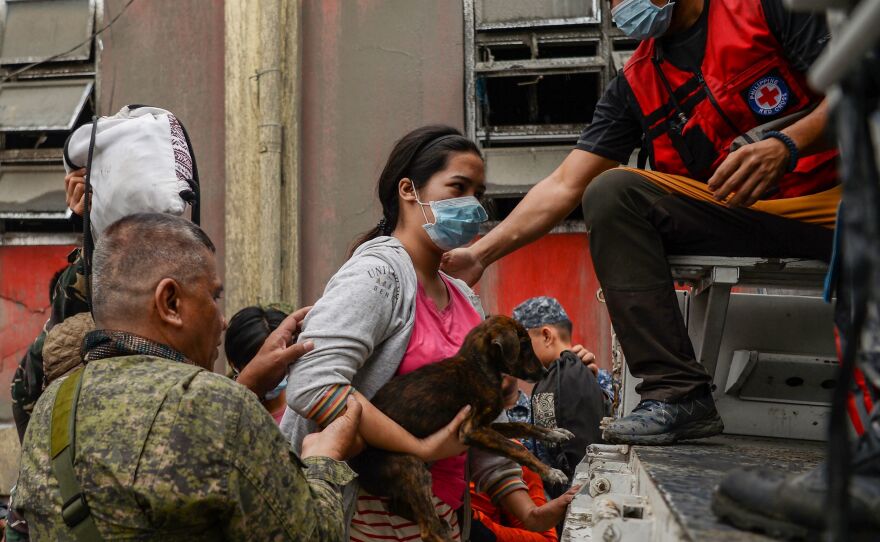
(0, 245, 76, 420)
(477, 233, 612, 371)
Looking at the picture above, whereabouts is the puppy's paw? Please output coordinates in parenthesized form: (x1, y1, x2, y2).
(544, 428, 575, 443)
(544, 468, 569, 486)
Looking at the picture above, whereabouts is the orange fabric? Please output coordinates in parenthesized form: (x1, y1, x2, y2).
(620, 167, 840, 229)
(470, 466, 558, 542)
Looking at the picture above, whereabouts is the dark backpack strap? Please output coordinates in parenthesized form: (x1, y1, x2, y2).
(637, 142, 649, 170)
(50, 368, 104, 542)
(177, 120, 201, 226)
(81, 117, 99, 314)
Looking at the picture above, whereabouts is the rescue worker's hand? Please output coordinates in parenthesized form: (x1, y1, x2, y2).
(302, 396, 365, 461)
(441, 247, 485, 287)
(65, 168, 87, 216)
(707, 137, 790, 207)
(236, 306, 313, 396)
(571, 344, 598, 376)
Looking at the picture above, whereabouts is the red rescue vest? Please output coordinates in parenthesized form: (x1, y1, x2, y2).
(623, 0, 838, 199)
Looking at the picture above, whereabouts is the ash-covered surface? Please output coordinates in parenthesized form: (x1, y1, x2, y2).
(633, 435, 825, 541)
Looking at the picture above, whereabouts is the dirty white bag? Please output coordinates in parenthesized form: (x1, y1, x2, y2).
(63, 105, 198, 238)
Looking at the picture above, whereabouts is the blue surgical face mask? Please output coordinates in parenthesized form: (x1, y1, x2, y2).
(264, 376, 287, 401)
(414, 187, 489, 252)
(612, 0, 676, 41)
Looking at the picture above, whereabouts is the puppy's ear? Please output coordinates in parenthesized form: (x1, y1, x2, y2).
(490, 328, 520, 372)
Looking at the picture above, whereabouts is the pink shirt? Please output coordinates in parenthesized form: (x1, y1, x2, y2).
(396, 275, 482, 509)
(271, 406, 285, 425)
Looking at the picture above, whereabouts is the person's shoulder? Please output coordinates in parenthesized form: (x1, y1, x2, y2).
(347, 237, 410, 269)
(96, 357, 247, 408)
(26, 376, 65, 430)
(622, 40, 655, 75)
(188, 370, 252, 403)
(331, 239, 413, 290)
(557, 351, 598, 378)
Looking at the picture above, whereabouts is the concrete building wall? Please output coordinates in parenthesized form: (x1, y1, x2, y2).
(98, 0, 226, 282)
(0, 0, 226, 487)
(224, 0, 302, 314)
(0, 0, 226, 423)
(299, 0, 466, 303)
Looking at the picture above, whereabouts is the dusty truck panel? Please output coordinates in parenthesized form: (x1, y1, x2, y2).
(564, 438, 825, 542)
(299, 0, 466, 303)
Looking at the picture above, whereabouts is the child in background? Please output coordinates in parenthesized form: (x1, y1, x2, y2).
(513, 297, 606, 499)
(469, 465, 561, 542)
(224, 305, 290, 424)
(468, 376, 569, 542)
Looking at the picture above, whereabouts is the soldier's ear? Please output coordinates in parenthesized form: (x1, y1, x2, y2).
(155, 278, 184, 328)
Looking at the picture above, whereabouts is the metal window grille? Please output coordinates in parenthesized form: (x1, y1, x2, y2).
(464, 0, 638, 219)
(0, 0, 98, 238)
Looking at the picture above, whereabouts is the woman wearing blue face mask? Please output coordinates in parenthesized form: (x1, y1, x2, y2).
(279, 125, 577, 541)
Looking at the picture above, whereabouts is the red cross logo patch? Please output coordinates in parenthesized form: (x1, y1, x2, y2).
(747, 76, 790, 117)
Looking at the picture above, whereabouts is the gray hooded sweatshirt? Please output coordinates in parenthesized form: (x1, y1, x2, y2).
(279, 236, 525, 529)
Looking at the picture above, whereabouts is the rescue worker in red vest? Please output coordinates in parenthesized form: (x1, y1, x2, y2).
(442, 0, 839, 445)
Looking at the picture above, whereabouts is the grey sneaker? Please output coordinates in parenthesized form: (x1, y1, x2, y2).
(602, 393, 723, 445)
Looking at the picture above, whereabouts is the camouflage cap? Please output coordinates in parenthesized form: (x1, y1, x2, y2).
(512, 296, 570, 330)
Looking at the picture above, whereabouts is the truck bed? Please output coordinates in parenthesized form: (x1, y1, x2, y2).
(563, 436, 825, 541)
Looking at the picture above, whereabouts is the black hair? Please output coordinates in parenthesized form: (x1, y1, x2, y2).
(350, 125, 483, 255)
(91, 212, 216, 323)
(550, 320, 573, 339)
(224, 306, 288, 372)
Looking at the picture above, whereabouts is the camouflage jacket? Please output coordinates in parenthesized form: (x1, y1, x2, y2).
(11, 248, 89, 441)
(14, 348, 355, 541)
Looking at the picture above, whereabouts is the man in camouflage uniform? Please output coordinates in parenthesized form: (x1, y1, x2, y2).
(13, 213, 361, 541)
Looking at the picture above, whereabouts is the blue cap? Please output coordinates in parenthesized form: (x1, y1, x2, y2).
(512, 296, 571, 330)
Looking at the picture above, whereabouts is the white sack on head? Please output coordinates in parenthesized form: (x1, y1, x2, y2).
(63, 105, 195, 237)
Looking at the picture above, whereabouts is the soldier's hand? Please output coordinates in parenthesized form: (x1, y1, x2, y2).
(235, 306, 313, 397)
(571, 344, 598, 376)
(441, 247, 485, 287)
(302, 396, 364, 461)
(65, 168, 87, 216)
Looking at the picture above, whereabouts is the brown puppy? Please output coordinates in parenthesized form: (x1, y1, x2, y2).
(350, 315, 574, 542)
